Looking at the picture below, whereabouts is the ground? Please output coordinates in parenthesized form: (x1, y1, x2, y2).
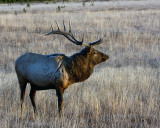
(0, 1, 159, 128)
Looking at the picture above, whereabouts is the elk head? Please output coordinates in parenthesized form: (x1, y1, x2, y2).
(45, 21, 109, 64)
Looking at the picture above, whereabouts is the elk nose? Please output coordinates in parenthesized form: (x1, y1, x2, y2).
(103, 54, 109, 61)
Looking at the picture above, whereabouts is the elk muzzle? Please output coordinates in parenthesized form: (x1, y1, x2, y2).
(102, 54, 109, 62)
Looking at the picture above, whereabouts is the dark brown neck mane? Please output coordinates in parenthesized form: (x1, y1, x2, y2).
(64, 50, 94, 84)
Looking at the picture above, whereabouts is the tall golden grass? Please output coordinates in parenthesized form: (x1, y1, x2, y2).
(0, 2, 159, 128)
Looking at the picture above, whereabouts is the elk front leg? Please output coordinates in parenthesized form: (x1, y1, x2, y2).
(19, 80, 27, 114)
(56, 87, 64, 115)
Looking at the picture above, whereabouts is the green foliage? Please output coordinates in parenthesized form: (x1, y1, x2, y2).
(82, 1, 85, 7)
(63, 0, 69, 3)
(18, 0, 23, 3)
(56, 5, 66, 12)
(27, 1, 30, 7)
(57, 6, 61, 12)
(61, 5, 65, 8)
(23, 8, 26, 13)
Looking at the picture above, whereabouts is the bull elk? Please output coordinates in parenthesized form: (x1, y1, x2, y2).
(15, 22, 109, 115)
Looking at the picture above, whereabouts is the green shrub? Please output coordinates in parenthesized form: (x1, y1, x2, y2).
(27, 2, 30, 7)
(61, 5, 65, 8)
(63, 0, 69, 3)
(23, 8, 26, 13)
(20, 0, 24, 4)
(57, 6, 61, 12)
(82, 1, 85, 7)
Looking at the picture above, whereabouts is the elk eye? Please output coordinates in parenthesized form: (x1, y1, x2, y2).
(93, 51, 97, 54)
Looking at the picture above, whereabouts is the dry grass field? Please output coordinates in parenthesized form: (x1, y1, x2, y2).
(0, 1, 159, 128)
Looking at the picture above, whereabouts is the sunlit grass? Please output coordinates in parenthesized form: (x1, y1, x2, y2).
(0, 1, 159, 128)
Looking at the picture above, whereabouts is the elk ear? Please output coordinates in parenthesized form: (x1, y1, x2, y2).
(84, 46, 93, 54)
(88, 47, 94, 54)
(81, 47, 93, 54)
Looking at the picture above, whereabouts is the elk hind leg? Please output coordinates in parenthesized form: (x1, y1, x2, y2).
(29, 86, 37, 113)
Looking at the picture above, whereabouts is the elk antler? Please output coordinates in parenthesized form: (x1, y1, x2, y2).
(46, 21, 103, 47)
(88, 38, 103, 46)
(45, 21, 84, 45)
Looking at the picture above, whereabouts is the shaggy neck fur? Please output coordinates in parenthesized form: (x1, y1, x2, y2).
(64, 48, 94, 84)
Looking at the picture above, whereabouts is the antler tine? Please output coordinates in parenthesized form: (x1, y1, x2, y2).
(82, 33, 84, 42)
(55, 21, 60, 30)
(88, 38, 103, 46)
(66, 21, 83, 44)
(69, 21, 71, 33)
(63, 20, 66, 31)
(45, 25, 55, 36)
(51, 25, 54, 31)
